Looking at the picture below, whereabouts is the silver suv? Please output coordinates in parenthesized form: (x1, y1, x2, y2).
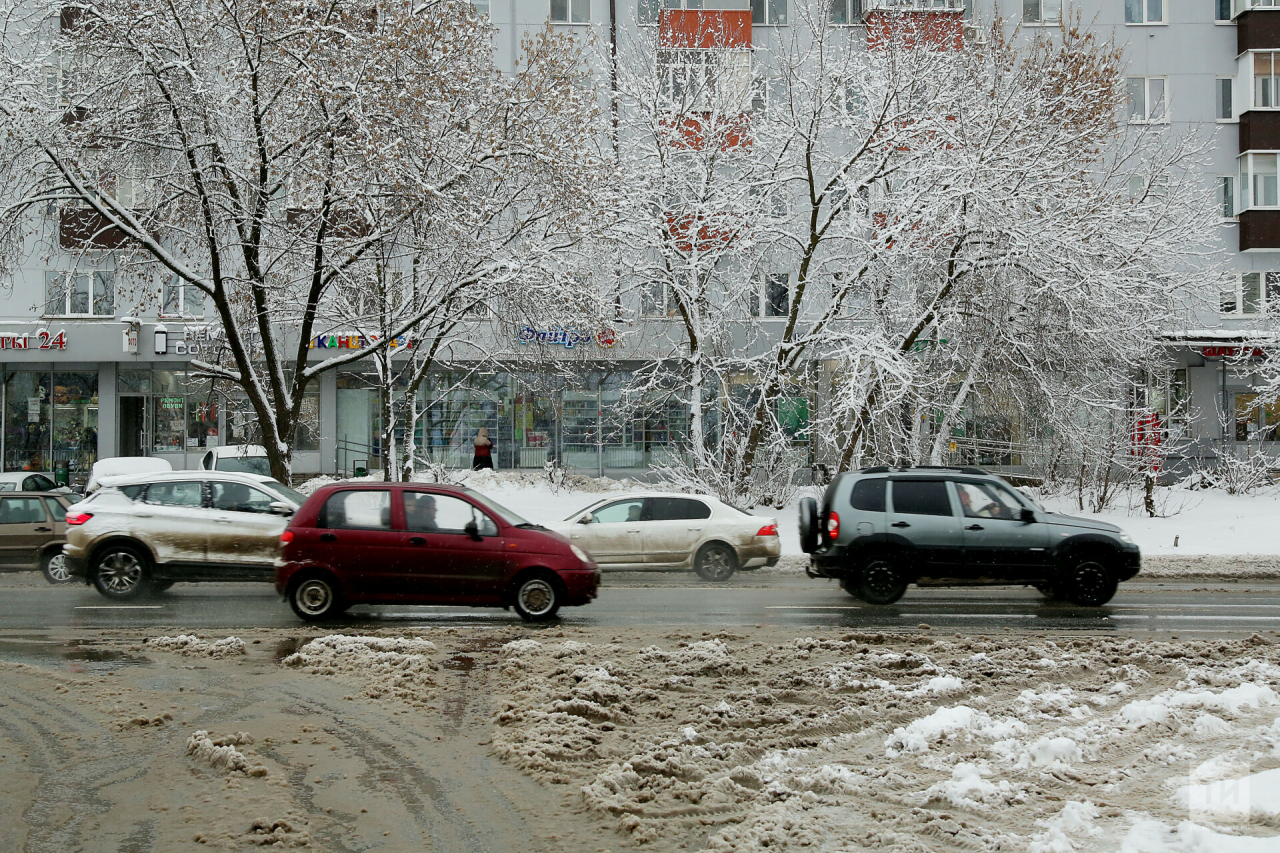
(799, 466, 1140, 606)
(62, 470, 305, 599)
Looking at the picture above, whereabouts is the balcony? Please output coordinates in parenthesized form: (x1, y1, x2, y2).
(1238, 6, 1280, 52)
(1239, 208, 1280, 250)
(59, 209, 127, 250)
(1240, 110, 1280, 150)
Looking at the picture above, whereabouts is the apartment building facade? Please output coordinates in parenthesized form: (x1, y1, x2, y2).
(0, 0, 1272, 483)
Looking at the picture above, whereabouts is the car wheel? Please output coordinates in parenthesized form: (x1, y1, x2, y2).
(513, 574, 561, 622)
(852, 553, 909, 605)
(92, 545, 150, 600)
(289, 575, 344, 622)
(41, 551, 73, 585)
(694, 542, 737, 582)
(1063, 557, 1117, 607)
(798, 497, 819, 553)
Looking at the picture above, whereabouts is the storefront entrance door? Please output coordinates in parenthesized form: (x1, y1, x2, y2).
(120, 397, 147, 457)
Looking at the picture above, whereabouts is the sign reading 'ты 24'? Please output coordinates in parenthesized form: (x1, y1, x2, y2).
(517, 326, 617, 349)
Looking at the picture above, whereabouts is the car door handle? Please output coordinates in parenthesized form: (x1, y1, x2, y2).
(409, 537, 426, 546)
(135, 512, 152, 518)
(627, 528, 641, 532)
(891, 521, 910, 528)
(966, 524, 984, 531)
(319, 533, 337, 542)
(214, 517, 233, 524)
(34, 526, 50, 532)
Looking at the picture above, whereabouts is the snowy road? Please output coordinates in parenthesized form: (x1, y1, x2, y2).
(3, 574, 1280, 635)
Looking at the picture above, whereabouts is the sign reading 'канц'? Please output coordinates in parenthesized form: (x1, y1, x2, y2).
(517, 326, 617, 349)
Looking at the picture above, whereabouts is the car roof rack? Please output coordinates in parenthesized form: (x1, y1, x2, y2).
(859, 465, 989, 475)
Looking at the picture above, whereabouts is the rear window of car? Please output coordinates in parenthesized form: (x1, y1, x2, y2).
(23, 474, 55, 491)
(214, 455, 271, 476)
(0, 497, 46, 524)
(320, 490, 391, 530)
(890, 480, 953, 517)
(649, 497, 711, 521)
(144, 481, 205, 507)
(848, 478, 886, 512)
(120, 484, 146, 500)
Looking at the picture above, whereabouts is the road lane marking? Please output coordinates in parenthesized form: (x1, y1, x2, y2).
(1110, 615, 1280, 621)
(765, 606, 861, 610)
(74, 605, 164, 610)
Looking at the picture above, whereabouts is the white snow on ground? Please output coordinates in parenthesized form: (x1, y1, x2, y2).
(481, 629, 1280, 852)
(184, 730, 267, 776)
(1038, 488, 1280, 556)
(144, 634, 247, 658)
(282, 635, 438, 704)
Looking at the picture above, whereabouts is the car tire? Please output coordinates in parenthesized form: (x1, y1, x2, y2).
(289, 575, 345, 622)
(798, 497, 819, 553)
(1062, 556, 1118, 607)
(850, 552, 909, 605)
(693, 542, 737, 582)
(91, 544, 151, 600)
(512, 573, 561, 622)
(41, 550, 73, 585)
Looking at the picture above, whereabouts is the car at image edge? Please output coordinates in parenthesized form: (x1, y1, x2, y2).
(276, 482, 600, 622)
(0, 491, 75, 583)
(543, 492, 780, 581)
(799, 466, 1140, 606)
(63, 470, 305, 599)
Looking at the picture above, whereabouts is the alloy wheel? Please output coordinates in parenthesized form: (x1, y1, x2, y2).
(100, 551, 142, 594)
(695, 545, 735, 582)
(44, 553, 71, 584)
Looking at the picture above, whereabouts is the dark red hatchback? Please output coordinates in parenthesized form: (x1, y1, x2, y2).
(275, 483, 600, 622)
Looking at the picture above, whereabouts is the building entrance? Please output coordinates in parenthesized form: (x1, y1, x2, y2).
(120, 396, 147, 457)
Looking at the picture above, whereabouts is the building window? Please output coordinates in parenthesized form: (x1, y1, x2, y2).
(161, 276, 205, 318)
(1219, 176, 1237, 218)
(638, 0, 659, 23)
(1022, 0, 1060, 23)
(1217, 0, 1232, 19)
(1124, 0, 1163, 23)
(658, 49, 751, 113)
(43, 271, 114, 317)
(1217, 77, 1234, 120)
(829, 0, 864, 23)
(752, 0, 787, 25)
(1238, 152, 1279, 209)
(1221, 272, 1280, 316)
(1236, 0, 1280, 15)
(642, 280, 676, 317)
(550, 0, 589, 23)
(1126, 77, 1167, 123)
(1255, 52, 1280, 108)
(751, 273, 790, 318)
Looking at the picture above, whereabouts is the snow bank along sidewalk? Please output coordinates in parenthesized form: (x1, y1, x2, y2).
(491, 629, 1280, 852)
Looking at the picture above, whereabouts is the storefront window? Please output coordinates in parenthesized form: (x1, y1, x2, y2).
(52, 372, 97, 477)
(337, 371, 380, 472)
(118, 369, 152, 394)
(185, 376, 218, 450)
(4, 371, 50, 472)
(153, 369, 188, 453)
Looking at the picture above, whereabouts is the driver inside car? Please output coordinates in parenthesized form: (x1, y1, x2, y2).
(405, 494, 439, 532)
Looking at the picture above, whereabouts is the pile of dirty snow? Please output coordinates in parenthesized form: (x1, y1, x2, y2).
(145, 634, 247, 658)
(282, 634, 439, 705)
(185, 730, 267, 777)
(491, 629, 1280, 852)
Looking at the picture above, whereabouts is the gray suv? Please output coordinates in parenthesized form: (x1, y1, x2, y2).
(799, 466, 1140, 606)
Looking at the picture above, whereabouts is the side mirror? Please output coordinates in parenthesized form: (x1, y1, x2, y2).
(1020, 508, 1036, 523)
(465, 520, 482, 540)
(578, 512, 593, 525)
(269, 501, 294, 517)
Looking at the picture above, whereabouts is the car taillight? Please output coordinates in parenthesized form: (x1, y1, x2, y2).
(65, 512, 93, 525)
(756, 523, 778, 537)
(280, 531, 294, 544)
(825, 511, 840, 540)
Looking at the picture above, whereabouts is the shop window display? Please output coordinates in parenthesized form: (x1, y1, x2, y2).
(152, 369, 188, 452)
(4, 371, 50, 472)
(52, 372, 97, 476)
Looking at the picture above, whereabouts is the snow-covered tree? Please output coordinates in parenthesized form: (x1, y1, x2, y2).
(0, 0, 605, 481)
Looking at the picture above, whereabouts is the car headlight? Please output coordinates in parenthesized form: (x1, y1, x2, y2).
(570, 544, 592, 564)
(1117, 530, 1134, 544)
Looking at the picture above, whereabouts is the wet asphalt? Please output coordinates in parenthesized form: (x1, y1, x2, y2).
(1, 573, 1279, 637)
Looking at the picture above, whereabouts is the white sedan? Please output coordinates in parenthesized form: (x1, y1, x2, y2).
(544, 493, 781, 581)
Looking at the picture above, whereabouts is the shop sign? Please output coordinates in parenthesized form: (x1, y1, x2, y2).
(0, 329, 68, 350)
(1202, 345, 1267, 359)
(167, 326, 215, 356)
(26, 397, 40, 423)
(517, 326, 619, 349)
(308, 333, 412, 350)
(159, 396, 184, 411)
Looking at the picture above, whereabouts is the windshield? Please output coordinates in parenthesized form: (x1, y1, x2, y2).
(261, 480, 306, 507)
(465, 489, 529, 526)
(215, 455, 271, 476)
